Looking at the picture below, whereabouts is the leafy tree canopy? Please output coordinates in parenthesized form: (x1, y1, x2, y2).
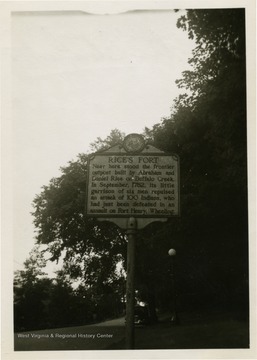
(143, 8, 248, 311)
(90, 129, 125, 152)
(29, 9, 248, 319)
(32, 151, 126, 287)
(175, 9, 245, 102)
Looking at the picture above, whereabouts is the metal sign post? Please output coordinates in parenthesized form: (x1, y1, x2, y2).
(85, 133, 180, 350)
(125, 217, 137, 349)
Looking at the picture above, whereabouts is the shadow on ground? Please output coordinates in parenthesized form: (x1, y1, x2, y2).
(14, 311, 249, 351)
(107, 311, 249, 350)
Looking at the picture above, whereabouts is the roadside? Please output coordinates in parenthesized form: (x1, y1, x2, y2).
(108, 310, 249, 350)
(14, 310, 249, 351)
(14, 317, 125, 351)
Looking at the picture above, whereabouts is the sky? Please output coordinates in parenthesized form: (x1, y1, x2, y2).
(11, 9, 195, 273)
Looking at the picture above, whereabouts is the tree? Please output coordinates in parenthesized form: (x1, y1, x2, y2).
(32, 134, 127, 323)
(47, 270, 88, 328)
(14, 246, 118, 331)
(30, 9, 248, 324)
(14, 246, 53, 331)
(175, 9, 246, 102)
(144, 8, 248, 313)
(90, 128, 125, 152)
(32, 153, 126, 279)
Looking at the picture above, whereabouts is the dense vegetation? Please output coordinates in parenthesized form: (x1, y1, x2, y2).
(14, 9, 248, 331)
(143, 8, 248, 314)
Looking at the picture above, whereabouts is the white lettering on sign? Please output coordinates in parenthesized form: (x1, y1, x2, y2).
(86, 154, 179, 217)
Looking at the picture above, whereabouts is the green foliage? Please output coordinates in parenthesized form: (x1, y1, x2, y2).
(143, 8, 248, 313)
(32, 151, 126, 281)
(24, 9, 248, 326)
(14, 246, 47, 286)
(90, 129, 125, 152)
(29, 135, 127, 328)
(176, 9, 246, 102)
(14, 250, 125, 331)
(14, 247, 53, 331)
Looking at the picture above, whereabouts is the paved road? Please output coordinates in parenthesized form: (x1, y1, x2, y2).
(14, 317, 125, 351)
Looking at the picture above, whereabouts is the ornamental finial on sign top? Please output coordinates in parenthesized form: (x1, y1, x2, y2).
(123, 133, 145, 153)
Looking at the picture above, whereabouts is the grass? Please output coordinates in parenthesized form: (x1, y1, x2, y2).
(108, 310, 249, 350)
(14, 310, 249, 351)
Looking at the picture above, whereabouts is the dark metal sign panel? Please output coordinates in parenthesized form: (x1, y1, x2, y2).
(86, 151, 180, 218)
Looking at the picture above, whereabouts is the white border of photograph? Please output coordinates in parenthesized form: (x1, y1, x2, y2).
(1, 1, 256, 359)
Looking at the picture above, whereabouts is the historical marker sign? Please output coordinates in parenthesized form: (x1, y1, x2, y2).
(86, 135, 180, 219)
(85, 134, 180, 349)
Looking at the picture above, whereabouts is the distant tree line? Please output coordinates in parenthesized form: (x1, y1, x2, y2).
(14, 246, 125, 331)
